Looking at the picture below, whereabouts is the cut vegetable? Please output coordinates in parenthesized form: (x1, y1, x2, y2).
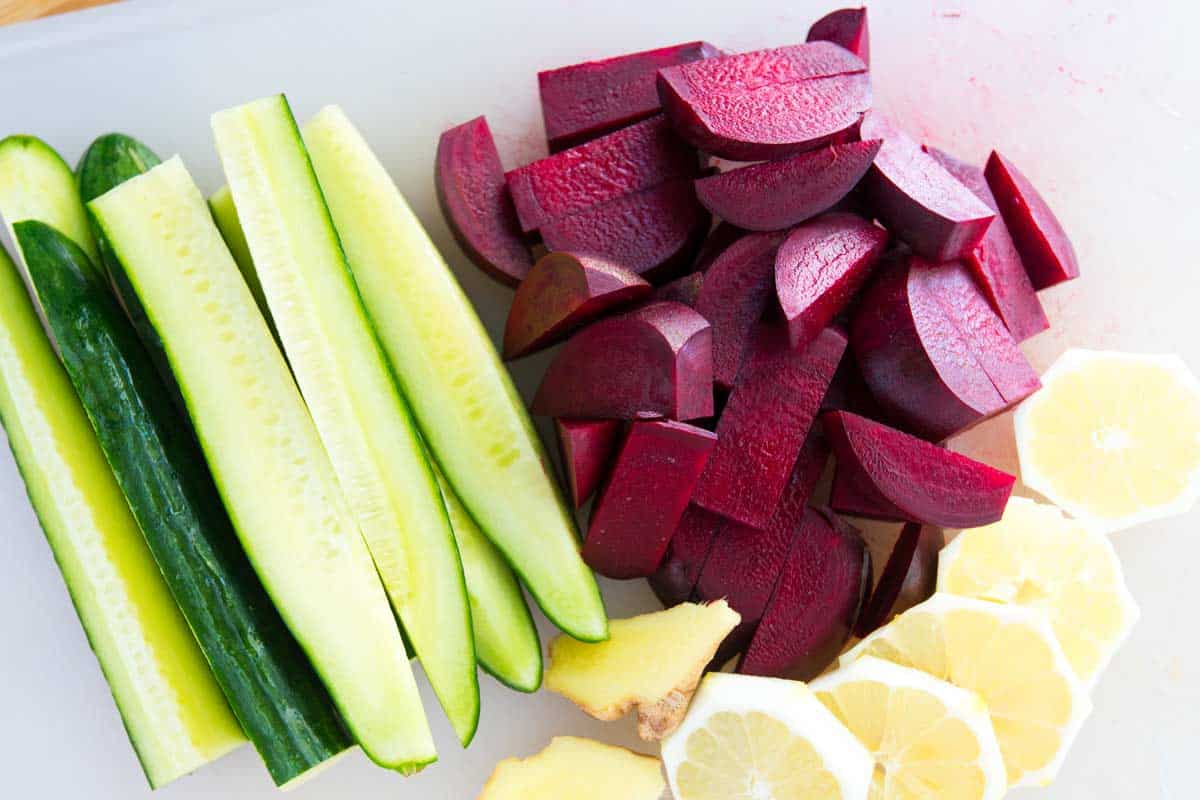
(807, 7, 870, 65)
(985, 151, 1080, 289)
(0, 135, 99, 265)
(692, 220, 744, 272)
(652, 270, 704, 307)
(546, 600, 740, 740)
(554, 418, 623, 509)
(854, 522, 940, 636)
(208, 185, 272, 322)
(76, 133, 161, 205)
(480, 737, 665, 800)
(649, 504, 726, 607)
(302, 105, 607, 642)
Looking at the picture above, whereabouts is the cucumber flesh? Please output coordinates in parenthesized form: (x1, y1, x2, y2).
(303, 106, 608, 642)
(208, 184, 273, 323)
(76, 133, 161, 204)
(89, 156, 435, 772)
(0, 135, 99, 265)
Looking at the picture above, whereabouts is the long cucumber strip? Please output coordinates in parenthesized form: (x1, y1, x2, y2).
(212, 95, 478, 748)
(16, 220, 352, 787)
(303, 106, 607, 642)
(0, 236, 244, 788)
(0, 135, 99, 265)
(89, 156, 433, 772)
(208, 184, 272, 319)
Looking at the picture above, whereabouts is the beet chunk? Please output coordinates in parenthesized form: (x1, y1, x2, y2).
(824, 410, 1016, 528)
(555, 419, 624, 509)
(651, 271, 704, 307)
(830, 462, 905, 521)
(435, 116, 532, 286)
(739, 507, 870, 680)
(503, 252, 651, 359)
(649, 504, 726, 607)
(821, 348, 885, 419)
(584, 420, 717, 579)
(539, 41, 722, 152)
(775, 212, 887, 349)
(693, 326, 846, 528)
(984, 151, 1080, 289)
(692, 221, 745, 272)
(807, 7, 870, 65)
(656, 42, 871, 161)
(858, 113, 994, 261)
(532, 301, 713, 420)
(694, 140, 881, 232)
(854, 522, 941, 636)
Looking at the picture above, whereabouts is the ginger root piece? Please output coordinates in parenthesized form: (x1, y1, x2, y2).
(546, 600, 740, 740)
(478, 737, 664, 800)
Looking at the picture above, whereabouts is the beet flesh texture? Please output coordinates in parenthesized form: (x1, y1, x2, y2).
(648, 504, 727, 607)
(694, 139, 881, 232)
(924, 147, 1049, 342)
(505, 115, 700, 233)
(554, 418, 624, 509)
(531, 300, 714, 420)
(539, 179, 710, 283)
(775, 212, 888, 350)
(854, 522, 940, 636)
(739, 507, 870, 680)
(435, 116, 532, 286)
(984, 151, 1080, 289)
(539, 41, 722, 152)
(651, 271, 704, 308)
(503, 252, 652, 359)
(851, 255, 1040, 441)
(824, 410, 1016, 528)
(857, 113, 995, 262)
(806, 7, 870, 65)
(693, 326, 846, 528)
(830, 461, 905, 521)
(695, 231, 786, 391)
(656, 42, 872, 161)
(584, 420, 717, 579)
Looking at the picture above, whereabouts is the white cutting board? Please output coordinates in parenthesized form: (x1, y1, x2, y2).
(0, 0, 1196, 797)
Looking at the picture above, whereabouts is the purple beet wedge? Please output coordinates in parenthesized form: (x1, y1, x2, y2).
(830, 461, 905, 521)
(648, 504, 727, 607)
(554, 418, 624, 509)
(854, 522, 941, 636)
(807, 7, 870, 65)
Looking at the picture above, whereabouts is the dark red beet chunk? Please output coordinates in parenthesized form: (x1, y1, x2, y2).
(858, 113, 995, 261)
(691, 222, 745, 273)
(694, 140, 881, 231)
(656, 42, 871, 161)
(830, 461, 905, 521)
(855, 522, 941, 636)
(539, 41, 722, 152)
(651, 271, 704, 307)
(693, 326, 846, 528)
(649, 504, 726, 607)
(503, 252, 651, 359)
(823, 410, 1016, 528)
(807, 7, 870, 65)
(554, 419, 624, 509)
(775, 212, 888, 349)
(532, 301, 713, 420)
(584, 420, 717, 579)
(435, 116, 532, 286)
(505, 115, 700, 233)
(984, 151, 1080, 289)
(739, 507, 870, 680)
(820, 348, 884, 419)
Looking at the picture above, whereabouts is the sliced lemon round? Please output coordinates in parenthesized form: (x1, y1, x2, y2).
(662, 672, 873, 800)
(1015, 349, 1200, 533)
(841, 593, 1091, 788)
(811, 656, 1006, 800)
(938, 497, 1139, 686)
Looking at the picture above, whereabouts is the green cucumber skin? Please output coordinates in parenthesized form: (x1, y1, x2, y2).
(15, 220, 352, 786)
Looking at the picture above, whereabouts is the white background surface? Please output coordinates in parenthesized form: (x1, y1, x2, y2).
(0, 0, 1197, 797)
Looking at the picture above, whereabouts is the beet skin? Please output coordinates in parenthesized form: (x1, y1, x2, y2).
(554, 418, 624, 509)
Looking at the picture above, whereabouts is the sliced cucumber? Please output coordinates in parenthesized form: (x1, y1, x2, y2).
(208, 184, 272, 320)
(0, 232, 244, 788)
(89, 156, 435, 772)
(0, 135, 98, 265)
(76, 133, 161, 205)
(303, 105, 608, 642)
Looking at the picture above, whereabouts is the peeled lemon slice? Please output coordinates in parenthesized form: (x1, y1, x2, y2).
(662, 672, 873, 800)
(841, 594, 1091, 788)
(938, 497, 1139, 686)
(811, 657, 1006, 800)
(1015, 349, 1200, 532)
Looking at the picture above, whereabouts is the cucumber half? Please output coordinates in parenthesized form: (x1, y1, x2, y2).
(0, 135, 99, 265)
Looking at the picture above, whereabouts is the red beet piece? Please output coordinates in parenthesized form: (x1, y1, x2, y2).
(694, 140, 881, 232)
(531, 301, 713, 420)
(503, 252, 651, 359)
(984, 151, 1080, 289)
(554, 418, 624, 508)
(739, 507, 870, 680)
(656, 42, 871, 161)
(858, 113, 994, 261)
(692, 222, 745, 273)
(648, 504, 726, 607)
(651, 271, 704, 307)
(924, 147, 1048, 341)
(823, 410, 1016, 528)
(854, 522, 940, 636)
(539, 180, 710, 282)
(584, 420, 717, 579)
(505, 115, 700, 233)
(694, 231, 786, 391)
(435, 116, 533, 286)
(820, 348, 884, 419)
(693, 326, 846, 528)
(775, 212, 888, 349)
(807, 7, 870, 65)
(539, 41, 722, 152)
(830, 461, 905, 521)
(851, 255, 1040, 441)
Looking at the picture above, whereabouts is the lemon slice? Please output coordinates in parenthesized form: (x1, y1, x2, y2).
(662, 672, 873, 800)
(811, 657, 1006, 800)
(841, 593, 1091, 787)
(938, 497, 1139, 686)
(1015, 349, 1200, 532)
